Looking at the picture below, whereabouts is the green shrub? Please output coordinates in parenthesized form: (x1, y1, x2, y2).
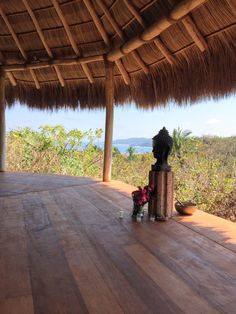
(6, 126, 236, 222)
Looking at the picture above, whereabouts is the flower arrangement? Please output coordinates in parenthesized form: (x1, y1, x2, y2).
(132, 185, 154, 218)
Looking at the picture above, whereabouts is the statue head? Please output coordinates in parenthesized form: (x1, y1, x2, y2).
(152, 127, 173, 172)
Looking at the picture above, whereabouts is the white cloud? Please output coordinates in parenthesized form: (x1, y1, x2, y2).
(206, 118, 221, 125)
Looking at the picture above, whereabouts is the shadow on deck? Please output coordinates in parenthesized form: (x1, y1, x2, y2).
(0, 172, 235, 314)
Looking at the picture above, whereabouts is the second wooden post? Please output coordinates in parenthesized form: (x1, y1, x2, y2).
(103, 61, 114, 182)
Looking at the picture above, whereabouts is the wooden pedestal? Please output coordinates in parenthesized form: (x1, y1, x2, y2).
(148, 171, 174, 219)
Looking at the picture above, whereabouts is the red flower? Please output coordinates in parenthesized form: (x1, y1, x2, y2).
(132, 185, 155, 206)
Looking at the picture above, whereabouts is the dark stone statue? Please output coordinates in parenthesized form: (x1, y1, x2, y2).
(152, 127, 173, 172)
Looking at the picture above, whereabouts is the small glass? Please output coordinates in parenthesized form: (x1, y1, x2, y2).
(119, 210, 124, 219)
(150, 214, 155, 222)
(136, 214, 142, 222)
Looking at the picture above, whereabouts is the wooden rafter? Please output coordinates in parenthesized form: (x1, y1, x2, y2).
(83, 0, 131, 84)
(22, 0, 65, 87)
(153, 38, 174, 65)
(96, 0, 149, 74)
(3, 21, 234, 74)
(115, 60, 130, 85)
(51, 0, 94, 84)
(123, 0, 145, 27)
(83, 0, 110, 45)
(96, 0, 123, 38)
(3, 55, 104, 72)
(0, 51, 17, 86)
(29, 69, 40, 89)
(182, 15, 208, 52)
(107, 0, 208, 62)
(123, 0, 175, 65)
(0, 6, 40, 89)
(6, 72, 17, 86)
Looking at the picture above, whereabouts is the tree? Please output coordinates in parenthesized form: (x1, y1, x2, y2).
(127, 146, 136, 160)
(172, 127, 192, 159)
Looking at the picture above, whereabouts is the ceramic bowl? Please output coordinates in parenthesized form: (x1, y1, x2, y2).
(175, 201, 197, 215)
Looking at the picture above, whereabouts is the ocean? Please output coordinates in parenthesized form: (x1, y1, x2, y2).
(94, 142, 152, 154)
(113, 144, 152, 154)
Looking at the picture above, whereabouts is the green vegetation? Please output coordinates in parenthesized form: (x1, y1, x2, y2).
(7, 126, 236, 222)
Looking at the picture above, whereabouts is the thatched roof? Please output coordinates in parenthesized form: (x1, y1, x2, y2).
(0, 0, 236, 110)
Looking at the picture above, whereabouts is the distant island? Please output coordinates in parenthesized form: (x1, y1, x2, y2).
(113, 137, 152, 147)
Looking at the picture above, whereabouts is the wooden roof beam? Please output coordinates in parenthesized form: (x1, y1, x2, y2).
(22, 0, 65, 87)
(29, 69, 40, 89)
(96, 0, 123, 38)
(153, 38, 174, 65)
(0, 6, 40, 89)
(182, 15, 207, 52)
(51, 0, 94, 83)
(123, 0, 174, 65)
(115, 60, 130, 85)
(6, 72, 17, 86)
(83, 0, 110, 45)
(4, 55, 104, 72)
(0, 51, 17, 86)
(123, 0, 145, 27)
(83, 0, 131, 84)
(107, 0, 208, 62)
(96, 0, 149, 74)
(0, 7, 27, 60)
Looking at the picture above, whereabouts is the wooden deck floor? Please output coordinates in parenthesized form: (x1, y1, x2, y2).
(0, 172, 236, 314)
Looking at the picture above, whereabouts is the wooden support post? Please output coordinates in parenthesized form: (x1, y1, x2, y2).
(103, 61, 114, 182)
(148, 171, 174, 219)
(0, 68, 6, 171)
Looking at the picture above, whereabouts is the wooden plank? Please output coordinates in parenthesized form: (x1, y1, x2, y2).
(125, 221, 236, 312)
(52, 186, 112, 225)
(81, 224, 181, 313)
(22, 193, 89, 314)
(0, 197, 32, 301)
(0, 295, 34, 314)
(125, 243, 218, 314)
(174, 209, 236, 253)
(157, 171, 165, 217)
(42, 190, 153, 314)
(0, 172, 98, 197)
(1, 174, 236, 314)
(165, 171, 174, 217)
(56, 188, 181, 313)
(156, 218, 236, 276)
(40, 190, 124, 314)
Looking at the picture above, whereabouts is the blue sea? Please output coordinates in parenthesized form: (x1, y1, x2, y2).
(113, 144, 152, 154)
(93, 142, 152, 154)
(83, 142, 152, 154)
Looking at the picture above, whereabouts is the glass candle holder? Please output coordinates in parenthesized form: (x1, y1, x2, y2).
(150, 215, 155, 222)
(119, 210, 124, 219)
(136, 215, 142, 222)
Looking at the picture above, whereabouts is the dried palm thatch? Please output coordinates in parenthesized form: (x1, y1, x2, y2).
(0, 0, 235, 110)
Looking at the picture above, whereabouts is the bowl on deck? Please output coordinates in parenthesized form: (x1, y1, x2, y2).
(175, 201, 197, 215)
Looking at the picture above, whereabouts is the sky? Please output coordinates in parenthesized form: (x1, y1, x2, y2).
(6, 94, 236, 140)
